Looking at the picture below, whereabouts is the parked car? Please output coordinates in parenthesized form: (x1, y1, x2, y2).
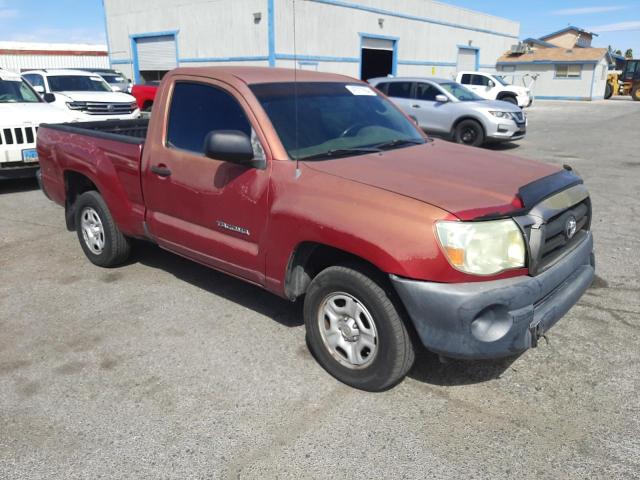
(37, 67, 594, 391)
(0, 69, 79, 179)
(370, 77, 526, 147)
(80, 69, 131, 93)
(456, 71, 533, 108)
(22, 69, 140, 120)
(131, 81, 159, 111)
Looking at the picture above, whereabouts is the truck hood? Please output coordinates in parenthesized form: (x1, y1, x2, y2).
(0, 102, 79, 127)
(503, 85, 529, 95)
(53, 91, 136, 103)
(303, 140, 560, 220)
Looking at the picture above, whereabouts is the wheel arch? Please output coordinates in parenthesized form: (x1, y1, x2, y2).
(284, 242, 391, 301)
(64, 170, 100, 230)
(452, 115, 486, 137)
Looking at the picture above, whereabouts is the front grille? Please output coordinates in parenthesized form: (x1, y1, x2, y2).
(81, 102, 136, 115)
(0, 126, 38, 145)
(516, 186, 591, 275)
(513, 112, 525, 124)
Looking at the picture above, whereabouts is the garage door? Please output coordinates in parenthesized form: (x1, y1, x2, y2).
(457, 47, 477, 71)
(136, 35, 177, 71)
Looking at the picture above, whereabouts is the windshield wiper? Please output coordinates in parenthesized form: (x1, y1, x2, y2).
(299, 147, 381, 161)
(372, 138, 425, 150)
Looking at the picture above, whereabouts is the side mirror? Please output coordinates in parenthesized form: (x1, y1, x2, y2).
(43, 93, 56, 103)
(435, 94, 449, 103)
(33, 85, 45, 94)
(204, 130, 257, 166)
(487, 80, 495, 88)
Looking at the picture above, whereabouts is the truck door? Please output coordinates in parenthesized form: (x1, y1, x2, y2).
(141, 77, 270, 285)
(465, 74, 493, 99)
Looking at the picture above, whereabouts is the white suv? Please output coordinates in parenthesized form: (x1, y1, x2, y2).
(22, 69, 140, 120)
(456, 71, 533, 108)
(0, 70, 79, 179)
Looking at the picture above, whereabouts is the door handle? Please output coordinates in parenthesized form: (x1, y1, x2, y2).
(151, 165, 172, 177)
(411, 104, 421, 108)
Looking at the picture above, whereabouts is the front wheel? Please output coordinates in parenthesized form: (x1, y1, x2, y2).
(632, 86, 640, 101)
(604, 82, 613, 99)
(304, 266, 415, 391)
(75, 191, 131, 267)
(501, 96, 518, 105)
(454, 119, 485, 147)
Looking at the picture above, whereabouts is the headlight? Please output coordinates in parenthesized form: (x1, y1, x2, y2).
(130, 101, 138, 110)
(435, 219, 526, 275)
(66, 101, 87, 110)
(489, 111, 513, 119)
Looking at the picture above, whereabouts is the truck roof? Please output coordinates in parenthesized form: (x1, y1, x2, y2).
(166, 66, 358, 86)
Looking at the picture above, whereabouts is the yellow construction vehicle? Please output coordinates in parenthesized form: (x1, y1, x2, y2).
(606, 59, 640, 100)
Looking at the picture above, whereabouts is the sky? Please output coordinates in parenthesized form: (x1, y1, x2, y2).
(0, 0, 638, 55)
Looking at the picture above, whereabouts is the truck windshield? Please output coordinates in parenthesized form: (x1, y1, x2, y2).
(495, 76, 510, 86)
(250, 82, 425, 160)
(438, 82, 483, 102)
(48, 75, 112, 92)
(0, 79, 41, 103)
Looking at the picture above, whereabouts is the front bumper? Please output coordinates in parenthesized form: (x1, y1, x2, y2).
(485, 118, 527, 142)
(391, 232, 594, 359)
(1, 144, 39, 179)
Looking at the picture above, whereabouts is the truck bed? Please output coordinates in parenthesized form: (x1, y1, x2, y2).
(41, 119, 148, 144)
(37, 118, 148, 239)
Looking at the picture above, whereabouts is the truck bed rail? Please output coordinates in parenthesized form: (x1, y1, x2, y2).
(40, 119, 148, 145)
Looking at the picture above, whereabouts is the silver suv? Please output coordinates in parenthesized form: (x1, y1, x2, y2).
(369, 77, 526, 147)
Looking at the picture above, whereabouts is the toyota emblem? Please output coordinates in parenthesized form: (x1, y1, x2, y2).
(565, 216, 577, 239)
(107, 104, 115, 112)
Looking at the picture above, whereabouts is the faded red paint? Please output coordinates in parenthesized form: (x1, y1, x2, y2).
(37, 67, 563, 297)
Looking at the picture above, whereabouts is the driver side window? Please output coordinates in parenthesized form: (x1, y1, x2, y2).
(166, 82, 261, 157)
(415, 83, 439, 101)
(471, 75, 490, 86)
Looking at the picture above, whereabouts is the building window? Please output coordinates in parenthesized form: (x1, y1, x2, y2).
(555, 64, 581, 78)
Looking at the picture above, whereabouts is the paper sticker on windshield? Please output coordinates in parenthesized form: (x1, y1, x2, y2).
(345, 85, 376, 96)
(90, 76, 103, 82)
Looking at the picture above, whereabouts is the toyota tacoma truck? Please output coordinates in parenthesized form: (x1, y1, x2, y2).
(37, 67, 594, 391)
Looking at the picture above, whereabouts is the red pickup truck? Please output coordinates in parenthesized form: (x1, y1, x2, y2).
(131, 82, 158, 112)
(37, 67, 595, 391)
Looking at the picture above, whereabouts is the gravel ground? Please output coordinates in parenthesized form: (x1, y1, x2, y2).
(1, 97, 639, 479)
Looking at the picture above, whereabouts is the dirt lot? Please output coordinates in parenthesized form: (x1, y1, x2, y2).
(1, 98, 639, 479)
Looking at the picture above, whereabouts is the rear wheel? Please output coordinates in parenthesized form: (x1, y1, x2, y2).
(75, 191, 131, 267)
(632, 85, 640, 101)
(500, 95, 518, 105)
(304, 266, 415, 391)
(454, 119, 485, 147)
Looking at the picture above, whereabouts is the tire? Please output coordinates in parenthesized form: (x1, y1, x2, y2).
(604, 82, 613, 99)
(74, 191, 131, 267)
(303, 265, 415, 391)
(632, 86, 640, 102)
(142, 101, 153, 112)
(500, 96, 518, 105)
(454, 119, 485, 147)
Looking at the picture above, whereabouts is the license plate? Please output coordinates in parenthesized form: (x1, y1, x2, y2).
(22, 148, 38, 163)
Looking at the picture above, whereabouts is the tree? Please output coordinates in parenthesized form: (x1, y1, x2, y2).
(614, 49, 622, 56)
(625, 48, 633, 59)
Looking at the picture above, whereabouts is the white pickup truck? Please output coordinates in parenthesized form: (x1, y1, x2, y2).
(0, 70, 78, 179)
(456, 71, 533, 108)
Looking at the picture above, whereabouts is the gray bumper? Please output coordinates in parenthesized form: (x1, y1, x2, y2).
(391, 232, 594, 359)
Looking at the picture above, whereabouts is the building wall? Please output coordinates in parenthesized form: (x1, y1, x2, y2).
(497, 61, 606, 100)
(104, 0, 519, 83)
(0, 54, 108, 72)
